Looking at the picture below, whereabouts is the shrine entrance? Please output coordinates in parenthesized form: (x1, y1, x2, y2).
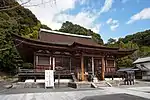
(94, 58, 102, 80)
(83, 56, 102, 81)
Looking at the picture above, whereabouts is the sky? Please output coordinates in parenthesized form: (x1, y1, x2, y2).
(23, 0, 150, 43)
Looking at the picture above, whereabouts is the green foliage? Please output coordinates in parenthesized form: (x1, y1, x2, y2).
(41, 24, 51, 30)
(22, 63, 33, 69)
(120, 29, 150, 46)
(107, 38, 116, 44)
(139, 46, 150, 57)
(0, 0, 41, 73)
(0, 27, 23, 73)
(117, 56, 133, 68)
(59, 21, 103, 44)
(106, 29, 150, 68)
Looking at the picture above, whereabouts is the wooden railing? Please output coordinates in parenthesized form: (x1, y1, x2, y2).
(18, 68, 75, 75)
(105, 67, 116, 73)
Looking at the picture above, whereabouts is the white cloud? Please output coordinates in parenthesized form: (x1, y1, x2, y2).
(110, 24, 119, 31)
(106, 18, 118, 25)
(112, 20, 118, 24)
(23, 0, 101, 33)
(106, 18, 119, 31)
(100, 0, 113, 13)
(23, 0, 77, 30)
(106, 18, 112, 24)
(53, 11, 101, 33)
(127, 8, 150, 24)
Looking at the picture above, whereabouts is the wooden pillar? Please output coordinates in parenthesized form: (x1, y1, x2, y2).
(34, 53, 37, 82)
(36, 55, 38, 66)
(53, 57, 55, 70)
(101, 57, 105, 80)
(69, 57, 72, 72)
(105, 59, 107, 73)
(92, 57, 94, 76)
(114, 59, 116, 67)
(33, 52, 36, 69)
(51, 56, 53, 70)
(49, 57, 51, 70)
(81, 55, 85, 81)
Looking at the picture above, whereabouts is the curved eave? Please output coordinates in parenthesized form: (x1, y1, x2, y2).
(12, 34, 71, 49)
(12, 34, 136, 59)
(116, 49, 136, 57)
(72, 42, 119, 50)
(72, 42, 136, 56)
(12, 34, 120, 51)
(12, 34, 72, 62)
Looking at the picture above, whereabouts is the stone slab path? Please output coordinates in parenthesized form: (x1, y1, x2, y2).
(0, 87, 150, 100)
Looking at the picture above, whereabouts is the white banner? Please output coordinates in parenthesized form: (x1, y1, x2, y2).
(45, 70, 54, 88)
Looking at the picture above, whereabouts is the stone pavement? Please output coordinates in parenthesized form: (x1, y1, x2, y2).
(127, 87, 150, 93)
(0, 87, 150, 100)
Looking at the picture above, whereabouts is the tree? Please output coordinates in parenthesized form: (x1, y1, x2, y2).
(0, 0, 56, 12)
(117, 56, 133, 68)
(106, 29, 150, 68)
(0, 0, 31, 11)
(59, 21, 103, 44)
(119, 41, 125, 48)
(107, 38, 116, 44)
(0, 27, 22, 73)
(120, 29, 150, 46)
(0, 0, 41, 73)
(41, 24, 51, 30)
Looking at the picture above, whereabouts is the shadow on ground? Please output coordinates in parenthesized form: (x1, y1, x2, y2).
(81, 93, 149, 100)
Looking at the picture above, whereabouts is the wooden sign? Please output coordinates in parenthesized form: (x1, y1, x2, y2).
(45, 70, 54, 88)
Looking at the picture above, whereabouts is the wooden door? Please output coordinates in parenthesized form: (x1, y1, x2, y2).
(94, 58, 102, 80)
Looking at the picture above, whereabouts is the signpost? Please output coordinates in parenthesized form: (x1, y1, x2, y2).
(45, 70, 54, 88)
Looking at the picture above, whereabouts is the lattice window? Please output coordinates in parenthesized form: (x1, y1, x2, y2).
(55, 56, 70, 70)
(107, 60, 114, 67)
(38, 56, 50, 65)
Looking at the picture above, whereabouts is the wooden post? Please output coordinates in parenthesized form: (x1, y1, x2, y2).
(34, 55, 39, 72)
(105, 59, 107, 72)
(33, 50, 36, 82)
(112, 59, 115, 80)
(58, 74, 60, 88)
(33, 52, 36, 73)
(33, 52, 36, 69)
(114, 59, 116, 67)
(101, 57, 105, 80)
(53, 57, 55, 70)
(36, 55, 38, 67)
(69, 57, 71, 72)
(81, 55, 85, 81)
(49, 57, 51, 70)
(51, 56, 53, 70)
(92, 57, 94, 76)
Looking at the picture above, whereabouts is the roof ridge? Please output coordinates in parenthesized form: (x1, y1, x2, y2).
(40, 28, 92, 39)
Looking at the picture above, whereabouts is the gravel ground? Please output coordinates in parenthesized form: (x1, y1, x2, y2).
(0, 87, 150, 100)
(0, 87, 100, 94)
(0, 81, 12, 91)
(105, 80, 150, 88)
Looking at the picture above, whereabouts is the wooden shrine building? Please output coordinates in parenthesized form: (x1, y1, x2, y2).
(12, 29, 135, 81)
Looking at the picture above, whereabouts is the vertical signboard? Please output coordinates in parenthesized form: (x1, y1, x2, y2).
(45, 70, 54, 88)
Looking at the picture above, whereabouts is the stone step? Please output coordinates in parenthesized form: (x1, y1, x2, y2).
(76, 82, 92, 88)
(94, 81, 109, 87)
